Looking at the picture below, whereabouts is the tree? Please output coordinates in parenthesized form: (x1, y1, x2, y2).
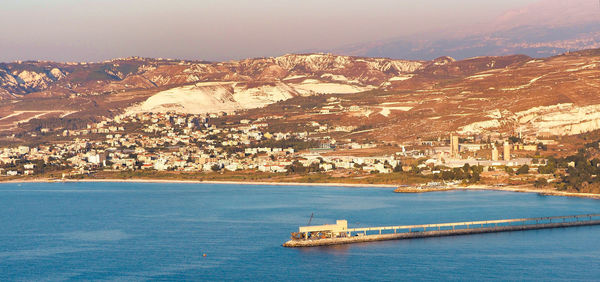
(470, 165, 483, 183)
(591, 158, 600, 169)
(410, 164, 420, 174)
(211, 164, 221, 172)
(440, 170, 455, 180)
(462, 163, 471, 175)
(534, 178, 548, 188)
(516, 165, 529, 175)
(307, 162, 322, 173)
(285, 161, 306, 174)
(538, 159, 556, 174)
(538, 142, 547, 151)
(508, 136, 522, 144)
(470, 170, 481, 182)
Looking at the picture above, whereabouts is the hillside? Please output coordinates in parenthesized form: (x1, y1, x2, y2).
(0, 54, 422, 132)
(2, 49, 600, 143)
(215, 49, 600, 142)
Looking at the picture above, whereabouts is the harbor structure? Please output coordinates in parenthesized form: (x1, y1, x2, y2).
(291, 220, 349, 240)
(283, 214, 600, 247)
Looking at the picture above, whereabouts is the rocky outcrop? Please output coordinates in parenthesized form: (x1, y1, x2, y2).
(0, 54, 423, 99)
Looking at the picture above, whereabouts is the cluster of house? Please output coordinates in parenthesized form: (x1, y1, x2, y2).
(0, 110, 556, 179)
(0, 144, 69, 176)
(2, 112, 403, 177)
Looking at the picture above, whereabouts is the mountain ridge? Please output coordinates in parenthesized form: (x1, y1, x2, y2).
(329, 0, 600, 60)
(0, 53, 424, 98)
(4, 48, 600, 143)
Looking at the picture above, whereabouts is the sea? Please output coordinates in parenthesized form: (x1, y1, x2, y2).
(0, 182, 599, 281)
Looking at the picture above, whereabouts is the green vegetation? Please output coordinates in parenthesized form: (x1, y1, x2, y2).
(540, 143, 600, 193)
(85, 169, 429, 186)
(534, 178, 548, 188)
(508, 136, 523, 144)
(0, 158, 70, 177)
(433, 163, 482, 183)
(516, 165, 529, 175)
(292, 171, 429, 185)
(285, 161, 322, 174)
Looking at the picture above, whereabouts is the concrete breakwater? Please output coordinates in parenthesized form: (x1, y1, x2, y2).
(283, 215, 600, 248)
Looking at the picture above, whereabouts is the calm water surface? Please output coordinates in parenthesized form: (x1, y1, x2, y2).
(1, 182, 599, 281)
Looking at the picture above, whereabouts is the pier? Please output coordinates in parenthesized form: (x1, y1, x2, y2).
(283, 214, 600, 247)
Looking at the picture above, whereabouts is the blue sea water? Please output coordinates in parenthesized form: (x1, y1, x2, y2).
(0, 182, 599, 281)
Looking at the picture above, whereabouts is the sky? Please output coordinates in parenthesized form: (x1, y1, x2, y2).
(0, 0, 538, 62)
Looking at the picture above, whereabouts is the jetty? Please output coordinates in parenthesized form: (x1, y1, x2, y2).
(282, 214, 600, 247)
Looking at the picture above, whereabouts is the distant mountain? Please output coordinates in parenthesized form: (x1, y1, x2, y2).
(489, 0, 599, 30)
(332, 0, 600, 60)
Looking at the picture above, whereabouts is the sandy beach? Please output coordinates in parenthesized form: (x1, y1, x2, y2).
(0, 178, 398, 188)
(2, 178, 599, 199)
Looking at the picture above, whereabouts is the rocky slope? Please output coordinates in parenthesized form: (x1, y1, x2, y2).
(0, 54, 422, 99)
(213, 48, 600, 141)
(3, 49, 600, 141)
(0, 54, 423, 117)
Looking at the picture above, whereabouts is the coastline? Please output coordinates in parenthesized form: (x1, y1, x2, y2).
(0, 178, 398, 188)
(2, 178, 599, 199)
(460, 185, 600, 200)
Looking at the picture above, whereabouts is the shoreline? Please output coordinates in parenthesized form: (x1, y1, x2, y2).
(1, 178, 599, 199)
(460, 185, 600, 200)
(0, 178, 398, 188)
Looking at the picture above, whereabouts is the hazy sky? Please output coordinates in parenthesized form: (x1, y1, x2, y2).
(0, 0, 538, 62)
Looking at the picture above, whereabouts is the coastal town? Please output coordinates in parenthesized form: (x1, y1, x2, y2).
(3, 109, 590, 193)
(5, 1, 600, 281)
